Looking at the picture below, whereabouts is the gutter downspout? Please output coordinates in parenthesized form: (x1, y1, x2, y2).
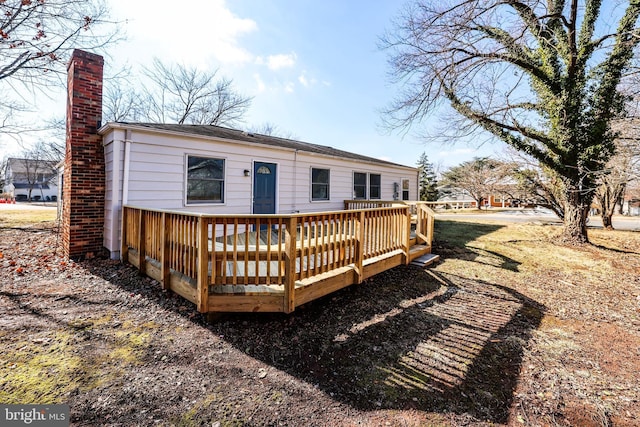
(119, 129, 132, 261)
(293, 149, 299, 213)
(122, 129, 132, 205)
(109, 134, 121, 259)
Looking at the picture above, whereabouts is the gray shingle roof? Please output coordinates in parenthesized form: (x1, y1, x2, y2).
(108, 123, 414, 170)
(8, 158, 58, 175)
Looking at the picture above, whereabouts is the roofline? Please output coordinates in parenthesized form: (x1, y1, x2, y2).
(98, 122, 417, 172)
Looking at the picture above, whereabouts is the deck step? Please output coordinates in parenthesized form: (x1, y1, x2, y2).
(410, 253, 440, 268)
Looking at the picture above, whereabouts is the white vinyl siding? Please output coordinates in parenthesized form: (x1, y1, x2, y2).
(101, 125, 419, 257)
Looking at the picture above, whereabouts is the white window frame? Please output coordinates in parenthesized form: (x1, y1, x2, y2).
(184, 154, 226, 206)
(401, 178, 410, 201)
(369, 173, 381, 200)
(352, 171, 382, 200)
(353, 171, 367, 199)
(310, 167, 330, 202)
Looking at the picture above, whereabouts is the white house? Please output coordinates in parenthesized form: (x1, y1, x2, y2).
(3, 157, 59, 201)
(60, 50, 419, 259)
(100, 123, 419, 258)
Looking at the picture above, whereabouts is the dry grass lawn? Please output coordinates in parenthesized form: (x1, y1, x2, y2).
(1, 211, 638, 426)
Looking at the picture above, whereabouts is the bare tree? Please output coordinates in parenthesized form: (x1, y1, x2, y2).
(0, 155, 8, 190)
(594, 117, 640, 228)
(102, 67, 144, 123)
(248, 122, 297, 139)
(0, 0, 115, 89)
(514, 165, 567, 219)
(132, 59, 252, 126)
(440, 157, 513, 209)
(12, 141, 60, 201)
(0, 0, 117, 143)
(382, 0, 640, 243)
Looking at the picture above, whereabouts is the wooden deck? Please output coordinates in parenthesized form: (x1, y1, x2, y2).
(121, 202, 435, 314)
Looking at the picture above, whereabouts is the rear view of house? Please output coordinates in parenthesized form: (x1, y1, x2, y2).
(62, 49, 433, 315)
(100, 123, 419, 258)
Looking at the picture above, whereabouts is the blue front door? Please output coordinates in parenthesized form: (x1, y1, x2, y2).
(253, 162, 276, 215)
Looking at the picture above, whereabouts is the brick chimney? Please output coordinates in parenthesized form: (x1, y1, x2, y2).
(62, 49, 105, 259)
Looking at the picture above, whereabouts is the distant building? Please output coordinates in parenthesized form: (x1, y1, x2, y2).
(2, 157, 59, 201)
(623, 184, 640, 216)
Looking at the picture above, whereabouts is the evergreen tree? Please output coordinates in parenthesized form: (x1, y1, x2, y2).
(417, 152, 439, 201)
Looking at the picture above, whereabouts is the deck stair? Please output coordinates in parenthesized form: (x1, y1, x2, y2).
(410, 253, 440, 268)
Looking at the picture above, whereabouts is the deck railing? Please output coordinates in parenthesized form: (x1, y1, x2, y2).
(121, 202, 434, 314)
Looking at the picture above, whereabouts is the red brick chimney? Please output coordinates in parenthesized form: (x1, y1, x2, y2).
(62, 49, 105, 259)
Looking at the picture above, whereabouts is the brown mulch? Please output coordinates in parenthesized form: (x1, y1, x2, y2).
(1, 221, 639, 426)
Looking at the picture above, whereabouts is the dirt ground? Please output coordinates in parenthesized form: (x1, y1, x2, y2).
(1, 219, 639, 426)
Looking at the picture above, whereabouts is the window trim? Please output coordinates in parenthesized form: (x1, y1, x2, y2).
(310, 167, 331, 202)
(401, 178, 410, 201)
(353, 171, 367, 199)
(184, 154, 226, 206)
(369, 173, 381, 200)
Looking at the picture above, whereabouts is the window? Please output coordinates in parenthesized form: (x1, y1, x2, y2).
(402, 178, 410, 201)
(353, 172, 367, 199)
(186, 155, 225, 204)
(369, 174, 381, 199)
(311, 168, 330, 201)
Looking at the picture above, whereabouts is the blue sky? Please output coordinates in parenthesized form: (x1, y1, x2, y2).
(3, 0, 503, 168)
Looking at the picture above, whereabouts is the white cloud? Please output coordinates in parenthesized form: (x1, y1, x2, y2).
(264, 53, 297, 70)
(109, 0, 257, 67)
(298, 71, 318, 88)
(284, 82, 295, 93)
(253, 73, 266, 92)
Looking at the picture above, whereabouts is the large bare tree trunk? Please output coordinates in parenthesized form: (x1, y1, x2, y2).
(559, 188, 590, 244)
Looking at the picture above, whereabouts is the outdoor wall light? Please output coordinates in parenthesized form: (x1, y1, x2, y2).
(243, 169, 251, 177)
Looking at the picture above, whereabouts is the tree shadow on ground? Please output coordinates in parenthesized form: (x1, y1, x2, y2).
(434, 220, 522, 272)
(72, 218, 540, 423)
(592, 243, 640, 255)
(208, 265, 544, 423)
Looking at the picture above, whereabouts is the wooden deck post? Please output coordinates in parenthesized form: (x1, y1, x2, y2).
(426, 207, 435, 253)
(120, 207, 128, 263)
(284, 216, 297, 313)
(404, 206, 411, 264)
(160, 212, 170, 290)
(355, 210, 365, 283)
(137, 209, 145, 273)
(197, 217, 209, 313)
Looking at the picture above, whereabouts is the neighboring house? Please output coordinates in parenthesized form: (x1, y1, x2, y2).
(436, 183, 534, 209)
(2, 157, 59, 201)
(436, 187, 478, 209)
(61, 50, 419, 259)
(622, 184, 640, 216)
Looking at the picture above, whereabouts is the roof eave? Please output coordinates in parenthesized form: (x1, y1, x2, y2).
(98, 122, 417, 171)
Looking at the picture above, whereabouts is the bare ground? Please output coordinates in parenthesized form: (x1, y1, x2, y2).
(0, 219, 638, 426)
